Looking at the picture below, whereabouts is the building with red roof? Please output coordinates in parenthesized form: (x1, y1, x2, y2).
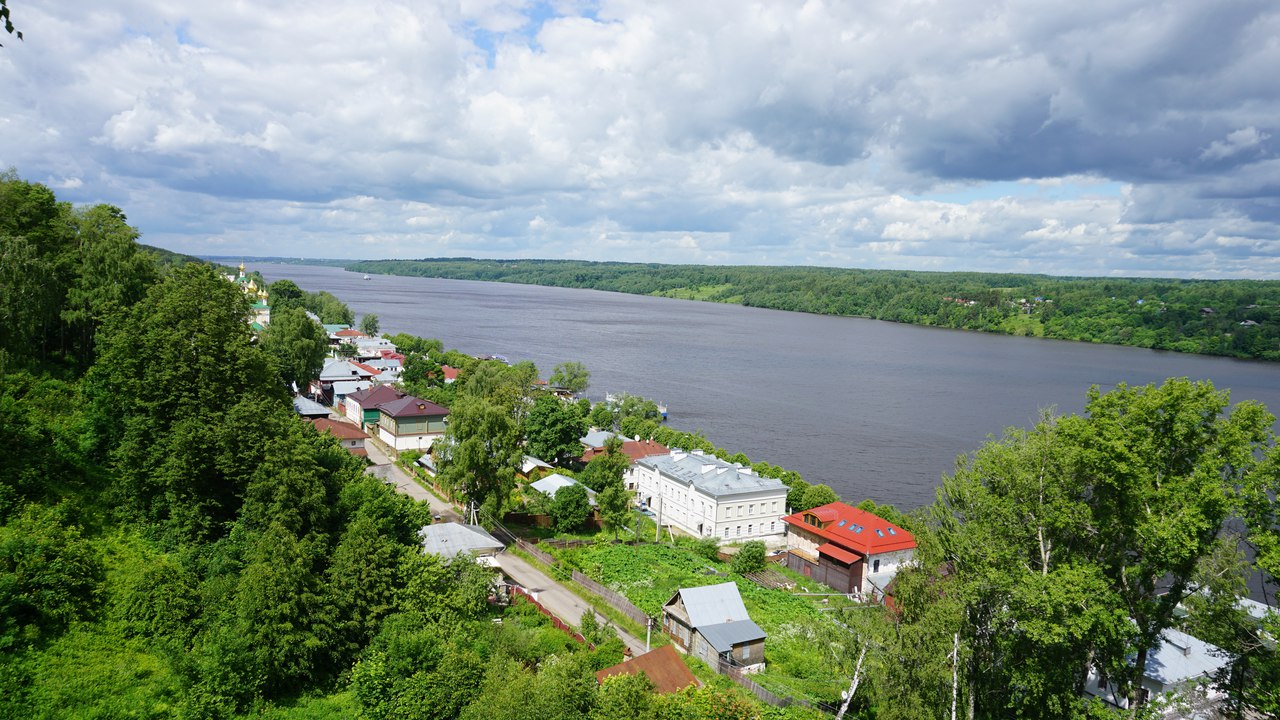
(310, 418, 369, 458)
(780, 502, 916, 599)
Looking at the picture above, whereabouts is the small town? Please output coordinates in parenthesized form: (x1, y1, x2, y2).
(5, 2, 1280, 715)
(234, 262, 1277, 719)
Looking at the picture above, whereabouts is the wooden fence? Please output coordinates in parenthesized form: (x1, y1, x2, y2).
(570, 570, 651, 628)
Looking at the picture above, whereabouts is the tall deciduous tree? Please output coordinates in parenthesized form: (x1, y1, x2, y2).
(913, 379, 1277, 717)
(525, 394, 588, 466)
(436, 393, 521, 513)
(360, 313, 380, 336)
(580, 435, 630, 492)
(61, 204, 156, 369)
(261, 306, 328, 391)
(1061, 379, 1274, 708)
(597, 483, 633, 541)
(549, 361, 590, 395)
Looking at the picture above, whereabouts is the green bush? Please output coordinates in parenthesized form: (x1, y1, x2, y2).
(730, 541, 766, 575)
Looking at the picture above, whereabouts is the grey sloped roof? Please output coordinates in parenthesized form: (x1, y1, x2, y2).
(676, 582, 751, 627)
(638, 451, 786, 498)
(580, 430, 616, 447)
(698, 619, 766, 653)
(332, 380, 372, 396)
(1145, 628, 1228, 687)
(418, 523, 504, 559)
(530, 474, 597, 505)
(292, 395, 330, 417)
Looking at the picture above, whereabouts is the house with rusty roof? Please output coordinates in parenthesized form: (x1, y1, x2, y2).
(376, 395, 450, 451)
(596, 645, 700, 694)
(580, 437, 670, 466)
(310, 417, 369, 458)
(662, 582, 766, 673)
(631, 450, 788, 544)
(780, 502, 916, 599)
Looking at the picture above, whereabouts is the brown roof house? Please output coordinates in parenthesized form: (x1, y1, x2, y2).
(376, 395, 450, 452)
(311, 417, 369, 458)
(596, 644, 700, 694)
(662, 582, 765, 674)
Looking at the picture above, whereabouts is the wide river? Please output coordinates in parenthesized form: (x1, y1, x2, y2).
(261, 263, 1280, 511)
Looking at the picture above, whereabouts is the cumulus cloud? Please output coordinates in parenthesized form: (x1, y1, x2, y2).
(0, 0, 1277, 277)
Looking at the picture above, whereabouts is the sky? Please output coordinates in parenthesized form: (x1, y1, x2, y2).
(2, 0, 1278, 278)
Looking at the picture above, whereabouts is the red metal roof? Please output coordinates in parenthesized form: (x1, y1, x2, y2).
(351, 361, 382, 376)
(333, 328, 368, 338)
(442, 365, 459, 380)
(817, 542, 860, 565)
(782, 502, 916, 556)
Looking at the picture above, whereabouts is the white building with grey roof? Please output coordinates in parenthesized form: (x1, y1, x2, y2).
(631, 450, 788, 544)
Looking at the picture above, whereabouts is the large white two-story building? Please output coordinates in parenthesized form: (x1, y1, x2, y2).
(630, 450, 789, 544)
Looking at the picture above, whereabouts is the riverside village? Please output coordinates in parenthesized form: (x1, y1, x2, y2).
(228, 263, 1275, 720)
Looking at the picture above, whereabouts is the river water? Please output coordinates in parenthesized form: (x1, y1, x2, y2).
(260, 263, 1280, 511)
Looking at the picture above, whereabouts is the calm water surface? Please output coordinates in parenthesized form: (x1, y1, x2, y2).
(261, 264, 1280, 511)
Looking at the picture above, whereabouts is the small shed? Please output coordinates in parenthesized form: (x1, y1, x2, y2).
(662, 582, 766, 673)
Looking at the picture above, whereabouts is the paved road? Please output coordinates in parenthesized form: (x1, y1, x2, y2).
(496, 551, 650, 657)
(350, 419, 649, 656)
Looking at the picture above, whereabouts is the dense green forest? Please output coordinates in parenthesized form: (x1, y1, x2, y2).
(348, 258, 1280, 361)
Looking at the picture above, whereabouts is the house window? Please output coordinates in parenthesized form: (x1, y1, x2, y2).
(749, 504, 754, 515)
(724, 527, 730, 538)
(772, 501, 778, 512)
(736, 526, 742, 536)
(873, 559, 880, 573)
(748, 524, 753, 535)
(742, 644, 751, 660)
(770, 522, 775, 532)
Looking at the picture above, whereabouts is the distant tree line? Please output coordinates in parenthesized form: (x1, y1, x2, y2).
(348, 258, 1280, 361)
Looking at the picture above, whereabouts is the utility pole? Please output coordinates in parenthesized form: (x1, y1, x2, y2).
(646, 616, 652, 651)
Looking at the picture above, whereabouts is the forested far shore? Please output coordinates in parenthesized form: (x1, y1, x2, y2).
(346, 258, 1280, 361)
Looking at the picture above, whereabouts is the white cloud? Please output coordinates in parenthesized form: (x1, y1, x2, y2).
(0, 0, 1277, 277)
